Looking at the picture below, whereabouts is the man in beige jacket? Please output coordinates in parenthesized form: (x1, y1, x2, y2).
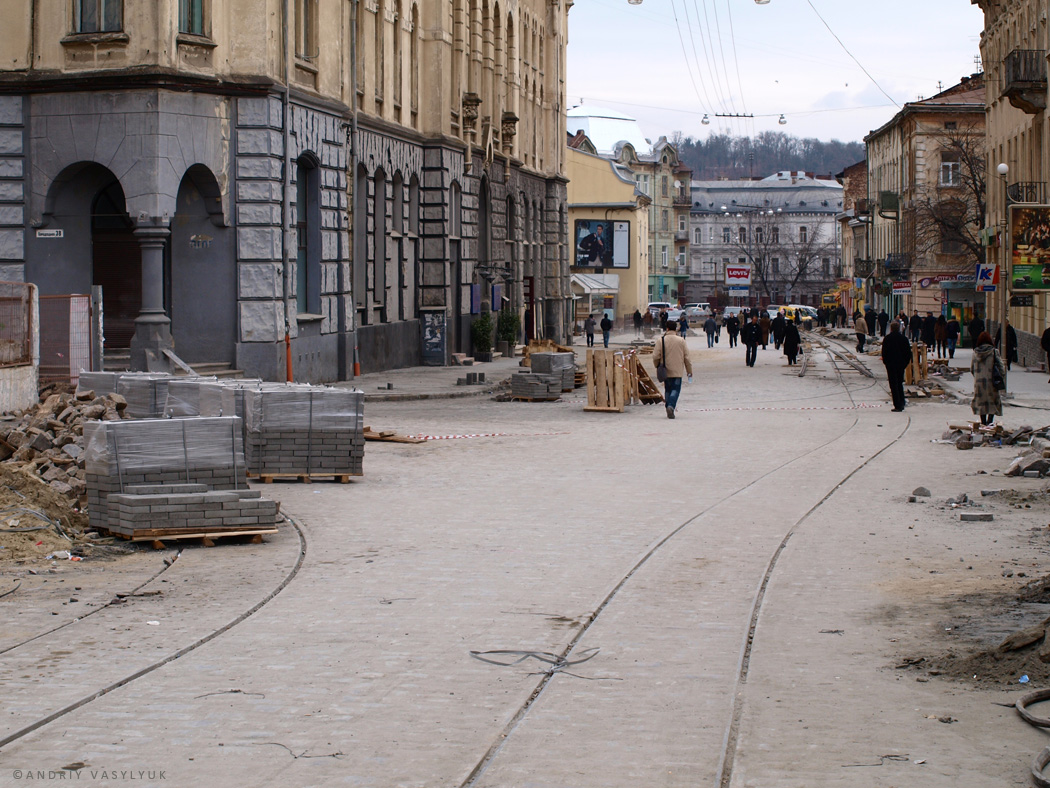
(652, 320, 693, 419)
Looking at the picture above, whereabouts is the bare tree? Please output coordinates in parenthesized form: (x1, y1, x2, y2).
(724, 211, 783, 301)
(910, 123, 986, 273)
(777, 222, 838, 303)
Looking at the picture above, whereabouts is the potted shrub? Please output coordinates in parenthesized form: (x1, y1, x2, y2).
(471, 312, 495, 362)
(496, 308, 520, 358)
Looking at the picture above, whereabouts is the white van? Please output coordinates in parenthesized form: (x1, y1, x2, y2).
(683, 303, 710, 319)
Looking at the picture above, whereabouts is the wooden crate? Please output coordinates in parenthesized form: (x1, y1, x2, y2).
(584, 349, 626, 412)
(905, 343, 928, 384)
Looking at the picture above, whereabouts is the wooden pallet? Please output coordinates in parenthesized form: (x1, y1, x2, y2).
(105, 528, 278, 548)
(364, 427, 426, 444)
(248, 473, 359, 484)
(905, 343, 929, 384)
(630, 355, 664, 404)
(584, 349, 627, 412)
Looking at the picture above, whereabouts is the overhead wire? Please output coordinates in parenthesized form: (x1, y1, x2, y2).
(677, 0, 718, 117)
(669, 0, 716, 125)
(721, 0, 754, 139)
(804, 0, 901, 109)
(692, 0, 735, 133)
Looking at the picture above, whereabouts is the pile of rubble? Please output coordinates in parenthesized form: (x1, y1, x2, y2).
(0, 386, 128, 502)
(939, 422, 1050, 477)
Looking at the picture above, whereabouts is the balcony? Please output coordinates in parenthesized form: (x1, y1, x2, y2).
(674, 230, 689, 242)
(1008, 181, 1048, 205)
(674, 193, 692, 207)
(853, 257, 875, 277)
(884, 253, 911, 274)
(1002, 50, 1047, 114)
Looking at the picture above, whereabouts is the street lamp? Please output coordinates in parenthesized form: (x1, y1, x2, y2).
(997, 162, 1009, 389)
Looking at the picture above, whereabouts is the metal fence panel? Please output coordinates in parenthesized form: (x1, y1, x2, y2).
(40, 294, 92, 385)
(0, 283, 33, 368)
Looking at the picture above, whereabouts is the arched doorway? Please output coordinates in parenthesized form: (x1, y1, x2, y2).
(91, 181, 141, 348)
(170, 165, 234, 363)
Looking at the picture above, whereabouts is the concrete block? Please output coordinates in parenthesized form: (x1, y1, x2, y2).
(238, 263, 282, 299)
(0, 130, 22, 156)
(236, 156, 282, 180)
(237, 129, 283, 156)
(0, 96, 23, 126)
(237, 203, 281, 226)
(960, 512, 994, 522)
(237, 226, 281, 261)
(0, 160, 23, 179)
(0, 205, 23, 225)
(237, 98, 271, 128)
(0, 229, 24, 260)
(239, 301, 283, 342)
(237, 180, 281, 203)
(0, 181, 23, 201)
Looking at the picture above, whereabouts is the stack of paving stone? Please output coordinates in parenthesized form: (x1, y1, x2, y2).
(529, 352, 576, 392)
(105, 483, 278, 539)
(241, 386, 365, 478)
(83, 416, 245, 532)
(162, 377, 219, 417)
(510, 371, 562, 401)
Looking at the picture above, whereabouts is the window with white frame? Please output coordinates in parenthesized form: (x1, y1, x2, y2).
(738, 227, 746, 244)
(755, 226, 764, 244)
(940, 152, 960, 186)
(799, 226, 807, 243)
(636, 174, 650, 195)
(661, 176, 668, 197)
(693, 227, 702, 244)
(661, 246, 668, 267)
(771, 226, 779, 244)
(679, 215, 686, 232)
(74, 0, 122, 32)
(722, 227, 731, 244)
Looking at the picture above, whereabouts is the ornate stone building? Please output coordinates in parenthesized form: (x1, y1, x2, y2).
(974, 0, 1050, 363)
(864, 75, 985, 323)
(0, 0, 571, 380)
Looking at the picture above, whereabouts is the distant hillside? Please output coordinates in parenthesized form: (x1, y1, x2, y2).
(673, 131, 865, 181)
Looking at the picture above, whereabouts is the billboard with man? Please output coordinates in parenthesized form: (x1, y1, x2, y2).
(574, 220, 629, 269)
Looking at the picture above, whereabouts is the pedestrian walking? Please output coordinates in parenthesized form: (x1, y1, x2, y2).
(968, 315, 985, 348)
(679, 314, 689, 338)
(972, 331, 1005, 426)
(584, 314, 596, 347)
(995, 319, 1018, 370)
(946, 316, 960, 359)
(881, 321, 911, 412)
(633, 309, 643, 338)
(652, 320, 692, 419)
(783, 320, 801, 366)
(908, 310, 923, 344)
(866, 307, 877, 338)
(836, 304, 847, 328)
(854, 311, 869, 352)
(600, 313, 613, 348)
(921, 312, 936, 350)
(742, 314, 760, 367)
(703, 315, 717, 348)
(877, 309, 889, 337)
(934, 315, 948, 359)
(771, 311, 786, 350)
(726, 313, 740, 348)
(759, 312, 771, 350)
(643, 310, 654, 336)
(659, 309, 668, 331)
(1042, 325, 1050, 382)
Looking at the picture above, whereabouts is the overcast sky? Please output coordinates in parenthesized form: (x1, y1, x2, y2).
(566, 0, 987, 145)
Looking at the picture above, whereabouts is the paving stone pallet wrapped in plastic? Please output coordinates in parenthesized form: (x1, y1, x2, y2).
(511, 372, 562, 400)
(241, 386, 365, 477)
(162, 377, 219, 417)
(83, 416, 245, 530)
(529, 352, 576, 391)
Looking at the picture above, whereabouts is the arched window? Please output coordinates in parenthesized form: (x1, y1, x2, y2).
(799, 225, 808, 243)
(738, 227, 746, 244)
(295, 156, 321, 315)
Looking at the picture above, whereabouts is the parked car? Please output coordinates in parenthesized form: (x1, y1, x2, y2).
(722, 306, 744, 321)
(683, 302, 710, 320)
(647, 302, 683, 323)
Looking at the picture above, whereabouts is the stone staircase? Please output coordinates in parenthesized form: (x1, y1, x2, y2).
(102, 351, 244, 379)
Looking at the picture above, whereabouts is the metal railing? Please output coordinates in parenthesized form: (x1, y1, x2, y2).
(1004, 49, 1047, 86)
(1008, 181, 1047, 205)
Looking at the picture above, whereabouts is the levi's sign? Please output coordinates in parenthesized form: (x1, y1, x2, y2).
(725, 264, 752, 287)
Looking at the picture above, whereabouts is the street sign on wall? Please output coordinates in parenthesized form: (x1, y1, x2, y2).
(1009, 204, 1050, 290)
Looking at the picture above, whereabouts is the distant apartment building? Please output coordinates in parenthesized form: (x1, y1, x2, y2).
(687, 172, 843, 308)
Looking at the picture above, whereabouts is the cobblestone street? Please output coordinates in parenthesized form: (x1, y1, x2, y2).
(3, 334, 1050, 787)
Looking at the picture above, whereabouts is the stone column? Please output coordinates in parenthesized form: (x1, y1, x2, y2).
(129, 223, 174, 371)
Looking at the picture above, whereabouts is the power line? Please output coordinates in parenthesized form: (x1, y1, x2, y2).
(804, 0, 901, 109)
(677, 0, 718, 114)
(669, 0, 715, 119)
(722, 0, 754, 138)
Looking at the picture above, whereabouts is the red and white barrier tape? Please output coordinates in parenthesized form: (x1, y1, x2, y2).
(406, 431, 570, 441)
(678, 403, 884, 413)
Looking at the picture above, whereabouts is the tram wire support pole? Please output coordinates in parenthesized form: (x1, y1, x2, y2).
(998, 162, 1009, 390)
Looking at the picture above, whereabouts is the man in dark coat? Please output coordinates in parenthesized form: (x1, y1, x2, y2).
(835, 305, 848, 328)
(783, 321, 802, 366)
(578, 224, 606, 265)
(995, 320, 1018, 370)
(968, 315, 985, 348)
(599, 313, 613, 348)
(632, 309, 643, 338)
(921, 312, 937, 349)
(882, 321, 912, 412)
(1042, 325, 1050, 382)
(741, 314, 760, 367)
(725, 313, 740, 348)
(866, 308, 877, 337)
(759, 312, 771, 350)
(771, 311, 787, 350)
(908, 310, 923, 343)
(877, 309, 890, 337)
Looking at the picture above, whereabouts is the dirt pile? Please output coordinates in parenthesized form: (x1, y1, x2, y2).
(0, 384, 130, 564)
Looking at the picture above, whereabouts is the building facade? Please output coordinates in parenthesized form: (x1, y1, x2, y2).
(864, 75, 985, 324)
(975, 0, 1050, 364)
(0, 0, 572, 381)
(834, 160, 869, 316)
(565, 141, 650, 324)
(687, 172, 843, 308)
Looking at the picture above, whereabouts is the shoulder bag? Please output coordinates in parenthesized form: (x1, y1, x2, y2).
(656, 336, 668, 382)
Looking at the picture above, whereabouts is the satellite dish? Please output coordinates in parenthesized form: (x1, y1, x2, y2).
(674, 180, 681, 188)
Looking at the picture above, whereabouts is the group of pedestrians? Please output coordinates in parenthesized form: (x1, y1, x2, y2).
(583, 313, 614, 348)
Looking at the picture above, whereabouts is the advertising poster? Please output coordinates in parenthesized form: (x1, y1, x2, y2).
(1009, 205, 1050, 291)
(574, 220, 629, 269)
(725, 263, 752, 287)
